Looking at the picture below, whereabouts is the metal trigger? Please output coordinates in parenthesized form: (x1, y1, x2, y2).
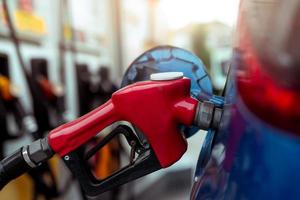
(130, 140, 137, 165)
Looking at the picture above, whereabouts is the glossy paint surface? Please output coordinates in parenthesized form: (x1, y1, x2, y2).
(48, 78, 198, 168)
(192, 64, 300, 199)
(192, 0, 300, 199)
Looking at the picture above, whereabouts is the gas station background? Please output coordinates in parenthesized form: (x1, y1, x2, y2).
(0, 0, 239, 199)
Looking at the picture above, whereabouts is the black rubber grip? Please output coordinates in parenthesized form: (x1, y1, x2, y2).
(0, 148, 31, 190)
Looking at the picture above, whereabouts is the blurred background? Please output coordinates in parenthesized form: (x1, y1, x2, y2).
(0, 0, 239, 199)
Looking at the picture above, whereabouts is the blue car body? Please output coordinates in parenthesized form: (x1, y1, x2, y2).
(191, 47, 300, 200)
(191, 0, 300, 198)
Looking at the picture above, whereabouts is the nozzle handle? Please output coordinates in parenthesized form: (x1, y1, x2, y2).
(48, 100, 119, 156)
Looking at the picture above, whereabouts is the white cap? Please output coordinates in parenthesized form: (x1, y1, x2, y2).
(150, 72, 183, 81)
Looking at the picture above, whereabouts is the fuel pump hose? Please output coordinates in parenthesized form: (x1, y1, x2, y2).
(0, 138, 54, 189)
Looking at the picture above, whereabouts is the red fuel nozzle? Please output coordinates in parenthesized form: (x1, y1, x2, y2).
(0, 74, 214, 196)
(48, 76, 198, 168)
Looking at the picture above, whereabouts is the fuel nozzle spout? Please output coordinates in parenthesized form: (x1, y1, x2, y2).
(194, 101, 223, 131)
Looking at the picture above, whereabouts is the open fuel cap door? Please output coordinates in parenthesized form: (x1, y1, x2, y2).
(121, 45, 213, 137)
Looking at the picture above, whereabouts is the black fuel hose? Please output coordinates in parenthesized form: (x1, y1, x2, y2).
(0, 138, 54, 190)
(0, 148, 31, 189)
